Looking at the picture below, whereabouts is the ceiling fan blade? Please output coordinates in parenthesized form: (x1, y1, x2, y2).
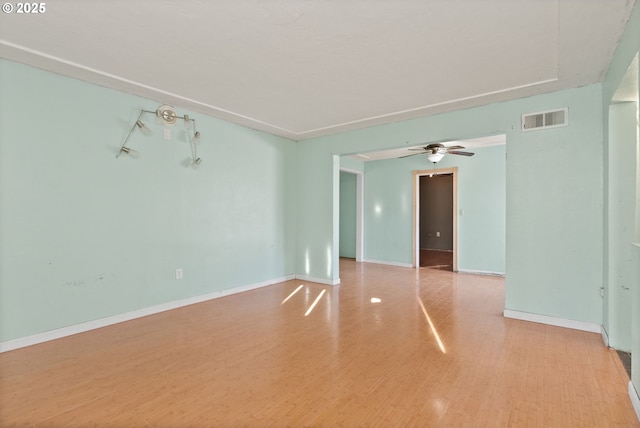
(408, 147, 428, 151)
(446, 145, 465, 150)
(448, 151, 475, 157)
(399, 152, 425, 158)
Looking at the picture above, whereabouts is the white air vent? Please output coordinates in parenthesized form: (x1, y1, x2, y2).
(522, 108, 568, 132)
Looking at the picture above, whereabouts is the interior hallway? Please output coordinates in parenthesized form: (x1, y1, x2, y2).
(0, 259, 637, 427)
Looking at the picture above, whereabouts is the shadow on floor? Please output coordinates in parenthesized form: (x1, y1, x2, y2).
(616, 350, 631, 379)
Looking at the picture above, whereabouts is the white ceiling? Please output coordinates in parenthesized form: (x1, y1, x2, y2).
(0, 0, 636, 141)
(350, 135, 507, 162)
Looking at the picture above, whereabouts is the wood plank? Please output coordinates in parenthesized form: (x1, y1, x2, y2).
(0, 259, 637, 427)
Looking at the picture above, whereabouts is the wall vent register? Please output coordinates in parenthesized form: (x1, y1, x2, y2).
(521, 108, 568, 131)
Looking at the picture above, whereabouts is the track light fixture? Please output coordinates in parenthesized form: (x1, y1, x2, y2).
(116, 105, 202, 167)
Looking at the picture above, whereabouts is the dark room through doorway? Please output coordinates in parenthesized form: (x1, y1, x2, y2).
(419, 173, 454, 270)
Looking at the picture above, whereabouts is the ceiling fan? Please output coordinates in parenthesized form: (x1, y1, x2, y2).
(401, 143, 475, 163)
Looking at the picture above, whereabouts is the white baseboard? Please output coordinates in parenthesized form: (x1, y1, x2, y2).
(600, 325, 610, 347)
(295, 274, 340, 286)
(503, 309, 601, 334)
(630, 382, 640, 424)
(457, 269, 505, 277)
(363, 259, 413, 268)
(0, 274, 295, 353)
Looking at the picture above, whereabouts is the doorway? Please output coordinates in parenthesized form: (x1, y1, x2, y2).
(413, 167, 458, 270)
(604, 52, 638, 381)
(419, 173, 454, 270)
(339, 167, 364, 262)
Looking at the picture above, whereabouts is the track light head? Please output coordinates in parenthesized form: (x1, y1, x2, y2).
(190, 157, 202, 169)
(135, 120, 150, 135)
(119, 146, 139, 158)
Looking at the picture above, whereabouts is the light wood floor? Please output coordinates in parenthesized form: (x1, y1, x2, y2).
(1, 259, 638, 427)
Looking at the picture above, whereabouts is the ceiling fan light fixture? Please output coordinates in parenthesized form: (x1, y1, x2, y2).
(427, 152, 444, 163)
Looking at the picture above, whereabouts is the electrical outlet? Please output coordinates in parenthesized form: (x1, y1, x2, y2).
(436, 231, 440, 237)
(175, 268, 183, 280)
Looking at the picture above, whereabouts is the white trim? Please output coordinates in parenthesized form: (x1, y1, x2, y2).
(600, 325, 610, 347)
(295, 274, 341, 286)
(0, 274, 295, 353)
(630, 382, 640, 424)
(503, 309, 601, 333)
(298, 78, 558, 137)
(339, 167, 362, 175)
(457, 269, 505, 277)
(363, 259, 413, 268)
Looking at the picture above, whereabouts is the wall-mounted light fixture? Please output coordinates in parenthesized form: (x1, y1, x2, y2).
(117, 105, 202, 168)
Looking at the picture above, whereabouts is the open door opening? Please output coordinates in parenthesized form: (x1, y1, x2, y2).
(339, 168, 364, 262)
(414, 167, 458, 271)
(419, 173, 454, 270)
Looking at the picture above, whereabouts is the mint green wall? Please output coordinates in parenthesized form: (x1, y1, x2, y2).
(634, 245, 640, 391)
(362, 145, 505, 272)
(0, 59, 297, 342)
(340, 156, 364, 172)
(298, 84, 604, 325)
(606, 102, 637, 351)
(295, 143, 335, 280)
(455, 145, 506, 272)
(602, 0, 640, 394)
(339, 172, 357, 258)
(362, 157, 414, 264)
(504, 88, 603, 324)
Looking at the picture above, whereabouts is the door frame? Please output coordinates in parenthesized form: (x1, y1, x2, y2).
(413, 167, 458, 270)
